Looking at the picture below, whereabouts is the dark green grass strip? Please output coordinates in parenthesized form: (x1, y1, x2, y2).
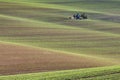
(81, 73, 120, 80)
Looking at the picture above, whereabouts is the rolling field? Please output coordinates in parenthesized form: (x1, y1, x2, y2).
(0, 0, 120, 79)
(0, 42, 110, 75)
(0, 65, 120, 80)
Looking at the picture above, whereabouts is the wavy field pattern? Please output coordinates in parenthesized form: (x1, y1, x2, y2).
(0, 0, 120, 80)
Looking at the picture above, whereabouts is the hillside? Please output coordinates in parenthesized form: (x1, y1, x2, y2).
(0, 0, 120, 79)
(0, 42, 110, 75)
(0, 66, 120, 80)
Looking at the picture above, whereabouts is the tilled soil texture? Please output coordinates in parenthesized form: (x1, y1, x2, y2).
(0, 43, 109, 75)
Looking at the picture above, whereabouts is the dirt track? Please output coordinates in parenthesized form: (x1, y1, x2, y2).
(0, 43, 111, 75)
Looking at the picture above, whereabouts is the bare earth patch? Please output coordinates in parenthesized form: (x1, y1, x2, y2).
(0, 43, 111, 75)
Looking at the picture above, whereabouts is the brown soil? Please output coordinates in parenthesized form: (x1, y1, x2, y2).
(0, 43, 110, 75)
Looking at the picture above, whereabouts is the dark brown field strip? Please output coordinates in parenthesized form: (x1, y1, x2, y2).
(0, 43, 111, 75)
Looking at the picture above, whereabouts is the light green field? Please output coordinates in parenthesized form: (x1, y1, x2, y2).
(0, 65, 120, 80)
(0, 0, 120, 79)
